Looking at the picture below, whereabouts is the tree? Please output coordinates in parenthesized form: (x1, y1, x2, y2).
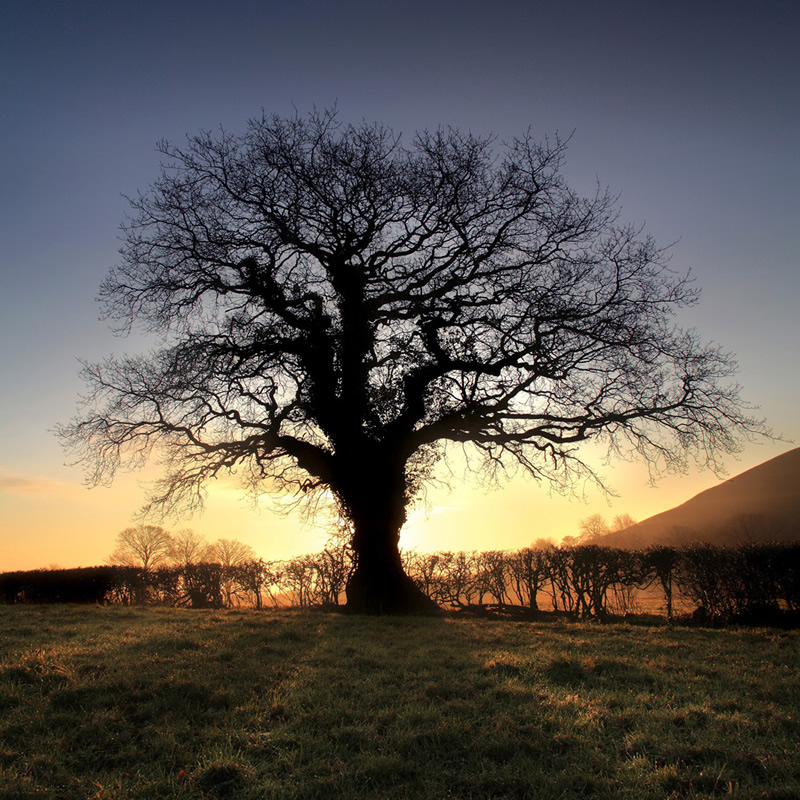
(205, 538, 256, 568)
(565, 512, 636, 546)
(109, 524, 174, 570)
(169, 528, 208, 566)
(508, 546, 551, 610)
(564, 513, 610, 546)
(281, 554, 318, 608)
(311, 537, 353, 606)
(611, 513, 636, 533)
(61, 109, 763, 613)
(231, 559, 280, 610)
(206, 537, 257, 606)
(643, 544, 680, 621)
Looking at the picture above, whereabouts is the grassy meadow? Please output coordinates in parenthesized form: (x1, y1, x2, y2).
(1, 606, 798, 799)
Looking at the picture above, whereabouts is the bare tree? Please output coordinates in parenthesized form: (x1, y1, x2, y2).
(230, 559, 279, 609)
(565, 513, 611, 546)
(109, 525, 174, 570)
(611, 513, 636, 533)
(312, 538, 353, 606)
(406, 550, 478, 607)
(61, 109, 764, 613)
(205, 538, 257, 605)
(206, 538, 256, 568)
(475, 550, 511, 605)
(169, 528, 208, 566)
(508, 546, 550, 610)
(642, 545, 680, 621)
(281, 555, 318, 608)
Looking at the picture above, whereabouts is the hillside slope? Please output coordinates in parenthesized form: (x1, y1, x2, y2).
(598, 447, 800, 548)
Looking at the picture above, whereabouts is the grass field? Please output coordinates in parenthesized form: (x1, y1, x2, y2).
(1, 606, 798, 799)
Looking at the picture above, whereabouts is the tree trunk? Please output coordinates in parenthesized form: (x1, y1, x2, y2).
(333, 446, 439, 614)
(527, 580, 540, 612)
(345, 518, 439, 615)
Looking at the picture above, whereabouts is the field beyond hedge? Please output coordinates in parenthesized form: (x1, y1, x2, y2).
(1, 607, 798, 799)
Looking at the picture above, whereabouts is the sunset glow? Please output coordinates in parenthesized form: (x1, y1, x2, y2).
(1, 447, 788, 573)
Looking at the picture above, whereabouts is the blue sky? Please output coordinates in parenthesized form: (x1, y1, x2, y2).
(1, 0, 798, 569)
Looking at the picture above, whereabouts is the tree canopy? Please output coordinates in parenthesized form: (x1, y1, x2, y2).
(60, 109, 763, 612)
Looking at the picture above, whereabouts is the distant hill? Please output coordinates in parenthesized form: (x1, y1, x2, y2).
(596, 447, 800, 549)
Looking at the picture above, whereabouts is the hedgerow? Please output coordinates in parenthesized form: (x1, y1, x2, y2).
(3, 540, 798, 625)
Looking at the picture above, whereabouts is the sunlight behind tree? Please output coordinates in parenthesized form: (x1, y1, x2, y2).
(61, 109, 766, 612)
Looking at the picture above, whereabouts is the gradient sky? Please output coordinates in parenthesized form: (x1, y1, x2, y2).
(1, 0, 798, 571)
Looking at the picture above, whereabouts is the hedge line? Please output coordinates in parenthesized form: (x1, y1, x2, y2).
(2, 542, 799, 625)
(405, 542, 800, 625)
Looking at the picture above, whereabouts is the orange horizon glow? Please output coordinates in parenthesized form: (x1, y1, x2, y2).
(2, 442, 789, 574)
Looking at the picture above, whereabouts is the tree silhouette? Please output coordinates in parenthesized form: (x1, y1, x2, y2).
(169, 528, 208, 567)
(565, 513, 610, 546)
(110, 524, 174, 570)
(206, 538, 256, 568)
(61, 109, 763, 613)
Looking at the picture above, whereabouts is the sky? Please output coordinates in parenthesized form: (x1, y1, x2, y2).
(1, 0, 798, 571)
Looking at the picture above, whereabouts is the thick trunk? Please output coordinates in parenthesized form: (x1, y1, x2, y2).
(344, 518, 439, 615)
(333, 443, 439, 614)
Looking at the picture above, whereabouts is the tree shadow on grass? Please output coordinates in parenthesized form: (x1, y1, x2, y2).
(2, 607, 799, 799)
(0, 608, 319, 799)
(543, 656, 660, 691)
(276, 613, 800, 799)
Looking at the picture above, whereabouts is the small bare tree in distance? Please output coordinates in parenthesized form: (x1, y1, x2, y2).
(578, 513, 611, 543)
(169, 528, 208, 566)
(204, 538, 256, 607)
(62, 109, 765, 613)
(110, 524, 174, 570)
(206, 538, 256, 568)
(611, 513, 637, 533)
